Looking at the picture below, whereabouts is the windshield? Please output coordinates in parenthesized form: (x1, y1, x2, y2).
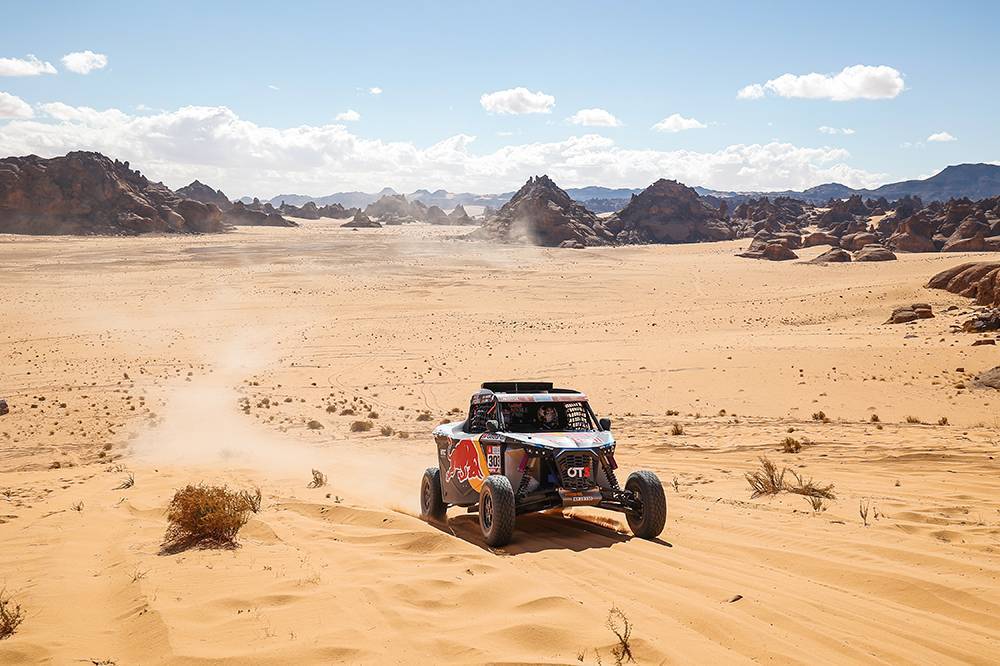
(499, 401, 596, 432)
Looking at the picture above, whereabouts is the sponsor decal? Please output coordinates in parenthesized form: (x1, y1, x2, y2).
(565, 465, 592, 479)
(444, 438, 489, 492)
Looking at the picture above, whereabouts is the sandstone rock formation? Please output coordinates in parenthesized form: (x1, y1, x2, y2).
(176, 180, 233, 211)
(603, 179, 733, 244)
(810, 248, 852, 263)
(927, 262, 1000, 307)
(854, 245, 897, 262)
(225, 201, 298, 227)
(884, 303, 934, 324)
(425, 205, 450, 225)
(473, 175, 612, 246)
(0, 152, 226, 235)
(737, 242, 798, 261)
(448, 204, 473, 225)
(342, 211, 381, 228)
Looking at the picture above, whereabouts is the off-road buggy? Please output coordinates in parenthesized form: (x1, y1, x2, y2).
(420, 382, 667, 547)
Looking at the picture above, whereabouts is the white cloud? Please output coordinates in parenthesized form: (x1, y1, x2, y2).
(818, 126, 855, 135)
(480, 87, 555, 115)
(926, 131, 956, 142)
(0, 91, 34, 118)
(736, 84, 765, 100)
(369, 87, 382, 95)
(267, 84, 279, 91)
(739, 65, 904, 101)
(567, 108, 622, 127)
(0, 102, 886, 195)
(652, 113, 706, 133)
(335, 109, 361, 122)
(60, 50, 108, 74)
(0, 54, 57, 77)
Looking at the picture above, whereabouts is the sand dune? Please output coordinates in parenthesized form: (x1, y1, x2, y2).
(1, 219, 998, 663)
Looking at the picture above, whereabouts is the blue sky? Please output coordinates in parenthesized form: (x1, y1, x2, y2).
(1, 0, 997, 197)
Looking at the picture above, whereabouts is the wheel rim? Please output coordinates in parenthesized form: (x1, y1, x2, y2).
(482, 492, 493, 530)
(421, 478, 431, 514)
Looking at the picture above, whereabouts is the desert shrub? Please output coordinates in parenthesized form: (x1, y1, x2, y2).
(745, 457, 786, 498)
(239, 487, 262, 513)
(306, 420, 324, 430)
(415, 412, 432, 422)
(308, 469, 327, 488)
(781, 437, 802, 453)
(350, 420, 373, 432)
(0, 589, 25, 640)
(379, 425, 394, 436)
(937, 417, 949, 426)
(870, 413, 880, 423)
(339, 408, 355, 416)
(325, 404, 336, 413)
(115, 472, 135, 490)
(859, 498, 870, 526)
(670, 422, 684, 436)
(806, 495, 825, 512)
(786, 469, 836, 499)
(163, 484, 251, 552)
(397, 431, 410, 439)
(666, 409, 679, 416)
(607, 606, 635, 665)
(905, 416, 922, 424)
(811, 411, 829, 423)
(367, 411, 379, 419)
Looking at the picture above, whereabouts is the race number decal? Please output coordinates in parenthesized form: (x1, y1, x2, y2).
(486, 445, 502, 474)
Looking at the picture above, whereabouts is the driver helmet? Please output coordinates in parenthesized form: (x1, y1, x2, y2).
(537, 405, 559, 429)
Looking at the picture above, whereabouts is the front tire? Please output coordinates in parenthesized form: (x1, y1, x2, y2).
(625, 470, 667, 539)
(479, 475, 516, 547)
(420, 467, 447, 522)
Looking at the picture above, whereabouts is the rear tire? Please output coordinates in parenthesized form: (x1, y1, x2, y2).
(420, 467, 447, 522)
(479, 475, 516, 547)
(625, 470, 667, 539)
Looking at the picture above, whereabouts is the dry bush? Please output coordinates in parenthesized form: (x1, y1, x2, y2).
(339, 408, 355, 416)
(71, 501, 84, 512)
(114, 472, 135, 490)
(937, 416, 949, 426)
(325, 404, 336, 413)
(870, 413, 880, 423)
(670, 422, 684, 436)
(306, 420, 324, 430)
(350, 420, 373, 432)
(811, 410, 829, 423)
(415, 412, 432, 422)
(859, 498, 870, 526)
(781, 437, 802, 453)
(786, 470, 836, 499)
(379, 425, 394, 436)
(308, 469, 327, 488)
(905, 415, 922, 424)
(0, 589, 25, 640)
(607, 606, 635, 665)
(367, 411, 379, 419)
(666, 409, 679, 416)
(806, 495, 825, 512)
(745, 457, 786, 498)
(239, 487, 262, 513)
(163, 484, 251, 553)
(397, 431, 410, 439)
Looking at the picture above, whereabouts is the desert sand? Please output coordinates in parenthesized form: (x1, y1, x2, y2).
(1, 218, 998, 664)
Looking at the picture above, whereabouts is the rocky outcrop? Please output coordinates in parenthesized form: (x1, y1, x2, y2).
(737, 242, 798, 261)
(884, 303, 934, 324)
(0, 152, 227, 235)
(425, 205, 451, 225)
(279, 201, 322, 219)
(225, 201, 298, 227)
(473, 175, 612, 247)
(927, 262, 1000, 307)
(448, 204, 473, 225)
(175, 180, 233, 211)
(854, 244, 897, 262)
(364, 194, 427, 222)
(803, 231, 840, 247)
(810, 248, 852, 263)
(342, 211, 381, 228)
(603, 179, 733, 244)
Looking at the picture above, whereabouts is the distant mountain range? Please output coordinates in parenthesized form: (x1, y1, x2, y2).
(242, 163, 1000, 211)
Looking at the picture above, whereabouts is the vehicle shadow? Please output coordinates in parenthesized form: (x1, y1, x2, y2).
(436, 511, 654, 554)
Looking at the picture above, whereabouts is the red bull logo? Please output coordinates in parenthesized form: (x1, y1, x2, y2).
(445, 438, 485, 485)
